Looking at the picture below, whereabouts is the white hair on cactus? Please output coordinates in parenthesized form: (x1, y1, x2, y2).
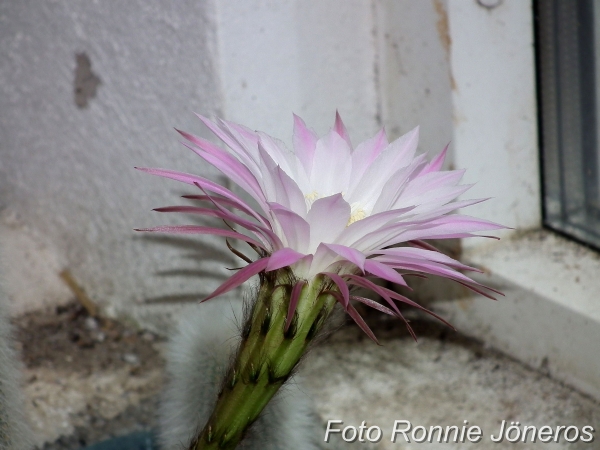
(158, 299, 323, 450)
(0, 282, 33, 450)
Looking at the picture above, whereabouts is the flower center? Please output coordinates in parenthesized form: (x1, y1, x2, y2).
(348, 203, 366, 225)
(304, 190, 320, 208)
(304, 191, 367, 226)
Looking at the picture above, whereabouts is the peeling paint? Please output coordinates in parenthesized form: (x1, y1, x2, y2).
(74, 52, 100, 109)
(433, 0, 457, 91)
(433, 0, 451, 55)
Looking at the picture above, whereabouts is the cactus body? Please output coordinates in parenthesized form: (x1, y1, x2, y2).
(0, 284, 33, 450)
(159, 289, 325, 450)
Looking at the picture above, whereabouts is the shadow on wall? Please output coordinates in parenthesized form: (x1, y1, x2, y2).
(134, 233, 239, 304)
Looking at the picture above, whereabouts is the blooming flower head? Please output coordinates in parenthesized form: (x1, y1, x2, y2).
(137, 113, 503, 340)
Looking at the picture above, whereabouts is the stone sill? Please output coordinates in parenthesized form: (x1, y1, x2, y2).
(435, 229, 600, 400)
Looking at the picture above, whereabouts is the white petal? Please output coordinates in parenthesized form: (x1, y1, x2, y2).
(347, 127, 419, 203)
(309, 130, 352, 197)
(306, 194, 351, 253)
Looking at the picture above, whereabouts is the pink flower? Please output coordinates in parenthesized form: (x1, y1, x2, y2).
(137, 113, 503, 340)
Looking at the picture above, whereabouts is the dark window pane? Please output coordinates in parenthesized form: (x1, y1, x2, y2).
(538, 0, 600, 247)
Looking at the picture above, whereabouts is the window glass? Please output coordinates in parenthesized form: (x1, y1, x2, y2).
(538, 0, 600, 247)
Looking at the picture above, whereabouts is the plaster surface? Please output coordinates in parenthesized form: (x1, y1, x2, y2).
(0, 1, 381, 325)
(435, 230, 600, 400)
(0, 1, 233, 322)
(215, 0, 380, 142)
(376, 0, 454, 155)
(447, 0, 540, 238)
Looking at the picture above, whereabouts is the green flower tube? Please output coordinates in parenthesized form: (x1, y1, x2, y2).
(189, 272, 337, 450)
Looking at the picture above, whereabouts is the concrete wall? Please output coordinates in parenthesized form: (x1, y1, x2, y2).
(0, 1, 380, 327)
(216, 0, 380, 142)
(1, 0, 225, 324)
(448, 0, 540, 240)
(376, 0, 454, 155)
(378, 0, 539, 239)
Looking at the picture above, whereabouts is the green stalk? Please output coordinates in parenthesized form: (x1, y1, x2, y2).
(189, 272, 337, 450)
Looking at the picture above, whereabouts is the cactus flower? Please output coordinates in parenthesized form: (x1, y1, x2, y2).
(137, 113, 503, 449)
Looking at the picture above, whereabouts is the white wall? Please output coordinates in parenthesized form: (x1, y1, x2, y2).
(448, 0, 540, 240)
(0, 1, 380, 327)
(215, 0, 380, 143)
(376, 0, 454, 156)
(378, 0, 539, 241)
(1, 0, 226, 325)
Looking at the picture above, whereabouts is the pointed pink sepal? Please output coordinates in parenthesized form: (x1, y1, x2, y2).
(285, 280, 306, 332)
(202, 257, 269, 302)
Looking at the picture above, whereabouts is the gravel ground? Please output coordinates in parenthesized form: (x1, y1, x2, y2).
(304, 310, 600, 449)
(13, 302, 600, 449)
(14, 302, 164, 449)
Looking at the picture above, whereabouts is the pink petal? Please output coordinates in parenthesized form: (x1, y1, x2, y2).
(343, 275, 403, 318)
(400, 198, 488, 223)
(257, 132, 296, 175)
(177, 130, 266, 204)
(195, 189, 282, 249)
(409, 240, 439, 252)
(135, 167, 266, 224)
(347, 126, 419, 200)
(217, 119, 265, 174)
(182, 194, 270, 227)
(152, 205, 270, 248)
(363, 260, 407, 286)
(375, 283, 455, 328)
(419, 143, 449, 175)
(306, 194, 351, 251)
(269, 203, 310, 252)
(350, 291, 415, 341)
(337, 206, 416, 249)
(286, 280, 306, 331)
(349, 128, 388, 183)
(309, 243, 339, 276)
(293, 114, 318, 175)
(195, 114, 258, 169)
(370, 154, 428, 214)
(323, 272, 350, 308)
(266, 248, 305, 272)
(134, 225, 266, 249)
(310, 131, 353, 196)
(154, 205, 223, 215)
(202, 257, 269, 302)
(346, 303, 379, 344)
(274, 165, 307, 216)
(322, 243, 366, 272)
(333, 110, 352, 149)
(355, 215, 505, 250)
(346, 275, 454, 330)
(368, 247, 479, 272)
(454, 280, 503, 300)
(220, 119, 260, 145)
(350, 296, 396, 317)
(401, 170, 466, 200)
(377, 258, 477, 286)
(292, 254, 314, 278)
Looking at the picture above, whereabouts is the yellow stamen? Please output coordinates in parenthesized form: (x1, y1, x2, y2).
(304, 190, 320, 208)
(348, 208, 366, 226)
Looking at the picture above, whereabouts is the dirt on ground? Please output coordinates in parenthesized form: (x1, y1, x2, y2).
(11, 298, 600, 450)
(14, 301, 165, 449)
